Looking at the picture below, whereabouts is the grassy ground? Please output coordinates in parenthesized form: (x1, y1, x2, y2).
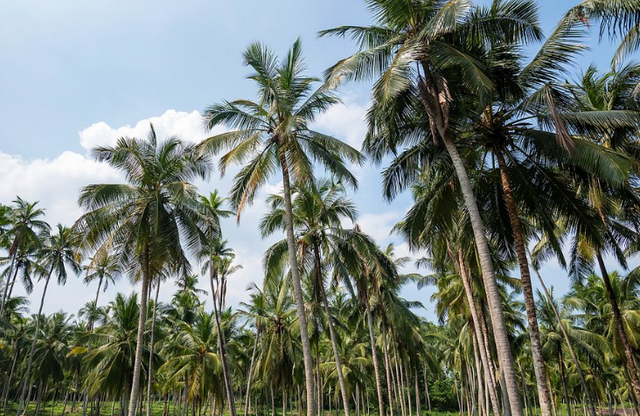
(0, 402, 461, 416)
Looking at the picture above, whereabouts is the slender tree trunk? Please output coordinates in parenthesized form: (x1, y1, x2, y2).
(494, 148, 552, 416)
(210, 263, 237, 416)
(528, 254, 597, 416)
(2, 344, 19, 414)
(596, 252, 640, 411)
(454, 250, 501, 416)
(244, 332, 259, 416)
(442, 135, 523, 416)
(414, 370, 421, 416)
(365, 300, 386, 416)
(471, 331, 484, 416)
(403, 360, 412, 416)
(314, 244, 351, 416)
(278, 152, 316, 416)
(0, 253, 18, 316)
(382, 324, 396, 416)
(422, 368, 431, 412)
(17, 265, 55, 416)
(146, 281, 161, 416)
(127, 245, 151, 416)
(558, 351, 571, 416)
(391, 341, 405, 416)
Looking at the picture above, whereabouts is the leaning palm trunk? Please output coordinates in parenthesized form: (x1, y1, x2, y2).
(279, 152, 316, 416)
(16, 263, 54, 416)
(596, 252, 640, 410)
(127, 246, 151, 416)
(494, 148, 552, 416)
(365, 299, 386, 416)
(455, 249, 502, 416)
(243, 332, 259, 416)
(417, 63, 523, 416)
(146, 281, 162, 416)
(381, 323, 397, 416)
(442, 135, 523, 416)
(314, 244, 351, 416)
(210, 266, 236, 416)
(0, 255, 18, 316)
(528, 251, 597, 416)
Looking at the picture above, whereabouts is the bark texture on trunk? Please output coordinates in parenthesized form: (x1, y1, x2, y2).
(315, 242, 350, 416)
(211, 265, 237, 416)
(494, 147, 552, 416)
(442, 135, 523, 416)
(17, 264, 54, 416)
(279, 152, 316, 416)
(146, 281, 162, 416)
(365, 301, 386, 416)
(529, 252, 597, 416)
(454, 249, 501, 416)
(127, 246, 151, 416)
(596, 253, 640, 408)
(244, 333, 259, 416)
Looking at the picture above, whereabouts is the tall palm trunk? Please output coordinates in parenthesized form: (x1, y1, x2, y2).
(244, 332, 259, 416)
(127, 245, 151, 416)
(382, 323, 397, 416)
(314, 242, 350, 416)
(210, 265, 236, 416)
(494, 147, 552, 416)
(442, 135, 523, 416)
(82, 275, 105, 416)
(16, 263, 54, 416)
(557, 351, 571, 416)
(365, 299, 386, 416)
(0, 254, 18, 316)
(279, 152, 316, 416)
(529, 253, 597, 416)
(596, 252, 640, 409)
(454, 249, 501, 416)
(146, 281, 161, 416)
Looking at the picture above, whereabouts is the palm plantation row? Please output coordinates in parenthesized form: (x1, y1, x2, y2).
(2, 1, 640, 416)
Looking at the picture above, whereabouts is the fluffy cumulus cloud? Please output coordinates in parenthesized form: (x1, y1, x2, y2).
(0, 151, 121, 226)
(312, 98, 369, 148)
(78, 110, 227, 151)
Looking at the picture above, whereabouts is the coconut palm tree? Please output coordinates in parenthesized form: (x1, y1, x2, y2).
(260, 179, 357, 416)
(201, 39, 363, 416)
(83, 248, 122, 310)
(75, 125, 212, 416)
(319, 3, 551, 413)
(16, 224, 81, 415)
(84, 293, 146, 414)
(1, 197, 49, 316)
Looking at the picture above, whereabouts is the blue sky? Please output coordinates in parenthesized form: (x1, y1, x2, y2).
(0, 0, 632, 320)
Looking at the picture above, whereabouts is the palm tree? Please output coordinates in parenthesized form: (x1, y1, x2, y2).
(16, 224, 81, 415)
(319, 3, 550, 414)
(84, 293, 145, 414)
(83, 248, 122, 310)
(201, 39, 363, 416)
(260, 179, 357, 416)
(75, 125, 212, 416)
(159, 311, 224, 414)
(1, 197, 49, 316)
(197, 190, 238, 416)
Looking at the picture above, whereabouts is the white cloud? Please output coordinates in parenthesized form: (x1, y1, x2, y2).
(78, 109, 226, 151)
(351, 210, 402, 242)
(0, 150, 121, 226)
(312, 100, 368, 149)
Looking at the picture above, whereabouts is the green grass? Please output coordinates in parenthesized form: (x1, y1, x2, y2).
(0, 402, 463, 416)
